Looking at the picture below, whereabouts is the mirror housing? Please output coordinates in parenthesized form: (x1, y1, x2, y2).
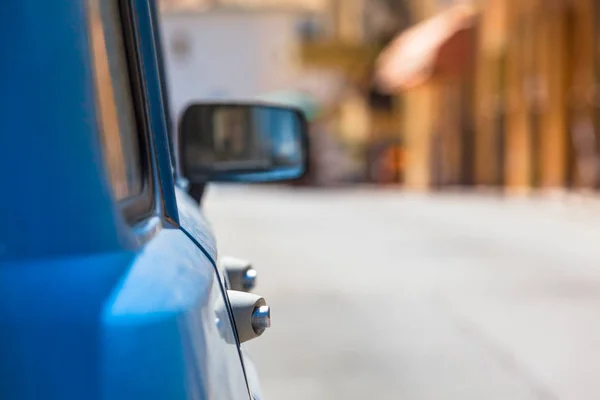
(178, 102, 309, 183)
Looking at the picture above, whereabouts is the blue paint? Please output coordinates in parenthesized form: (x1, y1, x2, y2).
(0, 0, 125, 261)
(102, 229, 248, 400)
(0, 252, 134, 399)
(0, 1, 253, 399)
(176, 188, 218, 263)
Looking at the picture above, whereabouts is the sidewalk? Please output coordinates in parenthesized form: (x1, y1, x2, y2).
(419, 185, 600, 210)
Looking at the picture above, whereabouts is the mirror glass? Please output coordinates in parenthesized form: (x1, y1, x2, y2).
(180, 103, 307, 182)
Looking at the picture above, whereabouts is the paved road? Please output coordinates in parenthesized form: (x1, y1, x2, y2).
(205, 186, 600, 400)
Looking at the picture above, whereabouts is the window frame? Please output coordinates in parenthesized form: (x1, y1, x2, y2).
(89, 0, 157, 224)
(118, 0, 156, 223)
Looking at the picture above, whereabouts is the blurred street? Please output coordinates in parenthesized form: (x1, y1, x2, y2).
(206, 187, 600, 400)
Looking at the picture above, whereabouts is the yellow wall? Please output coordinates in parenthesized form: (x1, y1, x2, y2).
(503, 0, 534, 193)
(475, 0, 597, 192)
(563, 0, 596, 189)
(399, 0, 439, 190)
(333, 0, 365, 44)
(306, 0, 598, 190)
(474, 0, 506, 186)
(402, 85, 439, 189)
(538, 4, 568, 189)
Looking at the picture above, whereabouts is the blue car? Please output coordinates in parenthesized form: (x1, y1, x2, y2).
(0, 1, 308, 399)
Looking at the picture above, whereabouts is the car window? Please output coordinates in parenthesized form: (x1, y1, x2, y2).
(89, 0, 143, 201)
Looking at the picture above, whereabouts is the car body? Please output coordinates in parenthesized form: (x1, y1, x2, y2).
(0, 1, 306, 399)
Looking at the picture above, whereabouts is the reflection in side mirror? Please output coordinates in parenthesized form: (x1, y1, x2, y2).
(179, 103, 309, 183)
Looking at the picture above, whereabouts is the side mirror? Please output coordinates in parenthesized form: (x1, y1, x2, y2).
(178, 102, 309, 183)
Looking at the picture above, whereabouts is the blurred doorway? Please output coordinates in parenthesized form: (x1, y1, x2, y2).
(565, 0, 600, 190)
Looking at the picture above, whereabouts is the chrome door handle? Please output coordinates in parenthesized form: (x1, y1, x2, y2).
(220, 256, 257, 292)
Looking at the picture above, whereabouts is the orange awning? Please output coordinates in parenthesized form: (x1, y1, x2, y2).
(375, 4, 478, 92)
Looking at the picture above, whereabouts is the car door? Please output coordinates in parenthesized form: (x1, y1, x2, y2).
(89, 0, 251, 398)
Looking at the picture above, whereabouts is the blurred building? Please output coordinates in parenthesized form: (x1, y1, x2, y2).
(376, 0, 477, 189)
(298, 0, 413, 184)
(159, 0, 324, 119)
(478, 0, 598, 194)
(160, 0, 410, 185)
(377, 0, 600, 194)
(160, 0, 600, 193)
(160, 0, 362, 185)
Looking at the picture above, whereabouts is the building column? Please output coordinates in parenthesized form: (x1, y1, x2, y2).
(504, 1, 532, 193)
(401, 85, 438, 190)
(538, 3, 568, 190)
